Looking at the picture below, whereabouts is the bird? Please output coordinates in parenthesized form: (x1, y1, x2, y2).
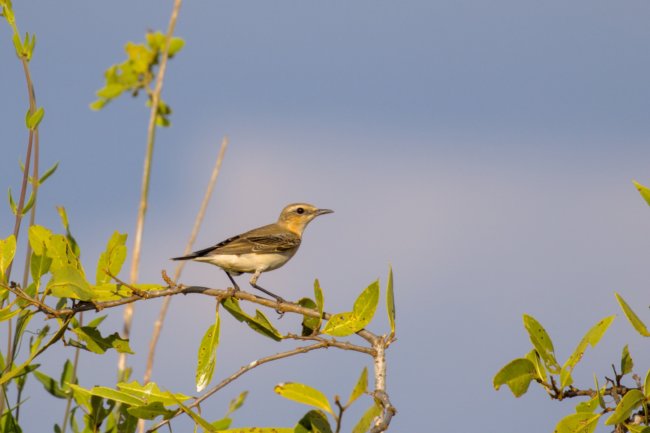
(172, 203, 333, 302)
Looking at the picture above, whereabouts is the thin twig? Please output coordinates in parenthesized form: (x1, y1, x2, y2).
(119, 0, 184, 380)
(61, 312, 82, 433)
(146, 342, 331, 433)
(143, 137, 228, 385)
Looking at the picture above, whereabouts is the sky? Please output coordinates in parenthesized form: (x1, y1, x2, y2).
(2, 1, 650, 432)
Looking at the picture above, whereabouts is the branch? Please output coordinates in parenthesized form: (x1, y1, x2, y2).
(146, 342, 332, 433)
(143, 136, 228, 385)
(119, 0, 184, 379)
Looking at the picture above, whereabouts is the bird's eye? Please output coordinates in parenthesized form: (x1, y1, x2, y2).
(296, 207, 305, 214)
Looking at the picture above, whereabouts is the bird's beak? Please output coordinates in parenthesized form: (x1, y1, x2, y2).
(316, 208, 334, 216)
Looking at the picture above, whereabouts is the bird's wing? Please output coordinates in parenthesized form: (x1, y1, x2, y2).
(185, 225, 301, 257)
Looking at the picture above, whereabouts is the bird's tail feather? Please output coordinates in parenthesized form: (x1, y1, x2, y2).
(171, 253, 198, 261)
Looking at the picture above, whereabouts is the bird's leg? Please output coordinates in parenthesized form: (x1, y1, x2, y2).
(224, 271, 241, 292)
(249, 271, 286, 304)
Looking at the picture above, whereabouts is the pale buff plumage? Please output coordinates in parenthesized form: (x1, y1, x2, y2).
(172, 203, 333, 301)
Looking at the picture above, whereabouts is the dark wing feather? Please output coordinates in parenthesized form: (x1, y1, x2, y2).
(172, 224, 300, 259)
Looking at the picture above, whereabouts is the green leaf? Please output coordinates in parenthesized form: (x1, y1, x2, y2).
(352, 280, 380, 328)
(39, 161, 59, 184)
(28, 224, 52, 256)
(522, 314, 560, 373)
(217, 429, 294, 433)
(621, 345, 634, 376)
(554, 412, 600, 433)
(227, 391, 248, 415)
(321, 311, 359, 337)
(644, 369, 650, 399)
(71, 326, 134, 354)
(274, 382, 333, 415)
(616, 293, 650, 337)
(386, 266, 395, 337)
(21, 191, 35, 214)
(561, 316, 615, 388)
(126, 402, 176, 420)
(95, 231, 128, 285)
(47, 265, 93, 300)
(0, 303, 20, 322)
(26, 106, 45, 129)
(298, 298, 320, 336)
(196, 310, 220, 392)
(524, 350, 547, 382)
(221, 297, 282, 341)
(626, 424, 650, 433)
(594, 375, 606, 409)
(605, 389, 645, 425)
(33, 370, 68, 398)
(172, 395, 219, 432)
(493, 358, 536, 397)
(30, 251, 52, 288)
(117, 381, 191, 406)
(633, 180, 650, 207)
(295, 410, 333, 433)
(575, 395, 599, 413)
(347, 367, 368, 407)
(0, 234, 16, 281)
(210, 417, 232, 430)
(7, 188, 17, 215)
(352, 401, 382, 433)
(86, 386, 144, 406)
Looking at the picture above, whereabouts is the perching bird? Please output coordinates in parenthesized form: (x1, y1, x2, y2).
(172, 203, 333, 302)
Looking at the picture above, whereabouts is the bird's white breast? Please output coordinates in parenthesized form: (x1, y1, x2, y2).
(195, 252, 293, 274)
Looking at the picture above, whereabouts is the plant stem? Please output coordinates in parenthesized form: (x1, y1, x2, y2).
(143, 137, 228, 386)
(118, 0, 184, 381)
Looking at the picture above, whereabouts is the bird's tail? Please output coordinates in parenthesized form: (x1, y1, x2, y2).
(170, 253, 199, 261)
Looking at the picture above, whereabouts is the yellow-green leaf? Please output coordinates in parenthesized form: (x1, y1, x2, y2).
(554, 412, 600, 433)
(117, 381, 191, 405)
(386, 266, 395, 337)
(126, 402, 176, 420)
(0, 234, 16, 281)
(321, 311, 359, 337)
(314, 279, 324, 329)
(196, 310, 220, 392)
(616, 293, 650, 337)
(96, 231, 127, 285)
(561, 315, 615, 388)
(172, 395, 219, 432)
(352, 280, 380, 328)
(633, 180, 650, 207)
(87, 386, 144, 406)
(46, 265, 93, 300)
(26, 106, 44, 130)
(522, 314, 560, 373)
(621, 345, 634, 376)
(352, 401, 382, 433)
(644, 369, 650, 399)
(493, 358, 536, 397)
(605, 389, 645, 425)
(216, 429, 293, 433)
(221, 297, 282, 341)
(524, 350, 547, 383)
(274, 382, 333, 415)
(347, 367, 368, 406)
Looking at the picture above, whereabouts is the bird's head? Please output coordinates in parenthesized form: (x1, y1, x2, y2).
(277, 203, 333, 234)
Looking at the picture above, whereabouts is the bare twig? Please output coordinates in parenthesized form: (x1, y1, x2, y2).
(119, 0, 184, 380)
(143, 137, 228, 386)
(146, 342, 332, 433)
(61, 312, 82, 433)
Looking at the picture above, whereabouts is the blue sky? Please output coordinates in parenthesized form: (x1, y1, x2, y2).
(2, 1, 650, 432)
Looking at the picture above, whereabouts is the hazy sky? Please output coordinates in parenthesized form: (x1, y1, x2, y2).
(2, 1, 650, 432)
